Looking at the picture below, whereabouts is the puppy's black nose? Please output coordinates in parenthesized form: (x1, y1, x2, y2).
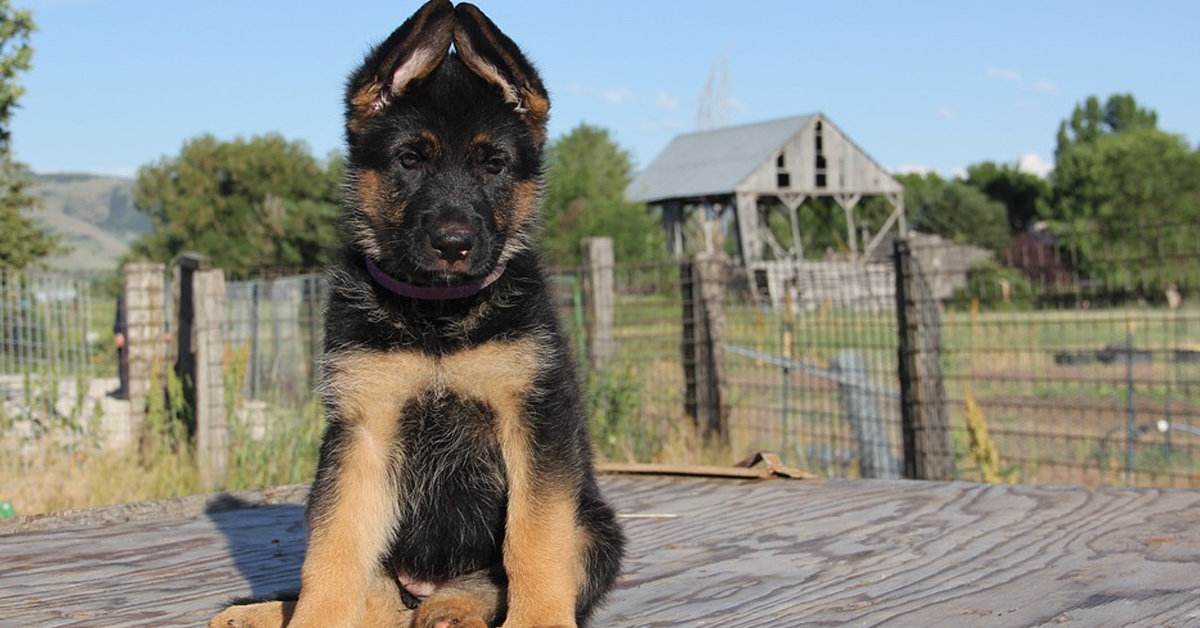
(430, 228, 474, 262)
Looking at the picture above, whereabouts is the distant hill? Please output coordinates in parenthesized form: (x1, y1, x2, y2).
(23, 173, 150, 272)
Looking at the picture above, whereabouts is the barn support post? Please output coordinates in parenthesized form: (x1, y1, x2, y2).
(778, 192, 808, 262)
(735, 192, 761, 265)
(893, 238, 954, 480)
(863, 193, 906, 260)
(681, 252, 729, 445)
(661, 200, 685, 257)
(581, 237, 615, 369)
(835, 193, 863, 259)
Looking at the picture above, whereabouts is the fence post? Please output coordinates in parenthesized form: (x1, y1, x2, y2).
(580, 237, 615, 369)
(176, 254, 227, 489)
(893, 238, 954, 480)
(122, 262, 166, 448)
(194, 268, 228, 489)
(832, 350, 901, 479)
(175, 254, 204, 423)
(682, 252, 729, 445)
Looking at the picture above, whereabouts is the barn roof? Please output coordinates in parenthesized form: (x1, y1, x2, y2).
(626, 114, 816, 203)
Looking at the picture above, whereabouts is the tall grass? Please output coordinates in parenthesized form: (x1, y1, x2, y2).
(1, 366, 324, 516)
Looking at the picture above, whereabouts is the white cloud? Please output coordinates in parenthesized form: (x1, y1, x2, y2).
(602, 87, 635, 105)
(890, 164, 967, 180)
(641, 118, 684, 133)
(722, 95, 747, 113)
(1032, 79, 1057, 95)
(986, 66, 1023, 83)
(892, 164, 935, 176)
(1017, 152, 1054, 178)
(561, 82, 636, 105)
(655, 90, 679, 111)
(936, 106, 957, 120)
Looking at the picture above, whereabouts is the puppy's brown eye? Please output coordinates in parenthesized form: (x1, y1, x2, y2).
(483, 156, 505, 175)
(399, 151, 421, 170)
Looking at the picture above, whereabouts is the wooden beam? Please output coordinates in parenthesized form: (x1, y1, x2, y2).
(735, 192, 760, 265)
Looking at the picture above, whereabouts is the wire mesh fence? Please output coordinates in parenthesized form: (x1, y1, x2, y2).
(0, 270, 99, 478)
(553, 224, 1200, 489)
(3, 221, 1199, 493)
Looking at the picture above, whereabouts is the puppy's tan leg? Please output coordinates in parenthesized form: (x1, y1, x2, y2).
(283, 351, 432, 628)
(500, 489, 582, 628)
(287, 425, 404, 628)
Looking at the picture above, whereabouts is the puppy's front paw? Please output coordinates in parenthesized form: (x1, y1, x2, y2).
(208, 601, 295, 628)
(413, 597, 488, 628)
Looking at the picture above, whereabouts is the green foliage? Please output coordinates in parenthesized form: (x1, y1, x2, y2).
(951, 262, 1036, 310)
(0, 2, 54, 270)
(588, 362, 661, 462)
(1055, 93, 1158, 152)
(899, 172, 1010, 253)
(130, 134, 342, 278)
(965, 161, 1051, 234)
(542, 124, 666, 266)
(1049, 94, 1200, 288)
(0, 164, 56, 269)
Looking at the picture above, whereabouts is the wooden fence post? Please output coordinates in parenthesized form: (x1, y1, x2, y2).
(194, 269, 228, 489)
(682, 252, 729, 445)
(580, 237, 615, 369)
(122, 262, 165, 447)
(176, 254, 227, 489)
(893, 239, 954, 480)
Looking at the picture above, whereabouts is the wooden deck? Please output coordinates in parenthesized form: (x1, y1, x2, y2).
(4, 473, 1200, 627)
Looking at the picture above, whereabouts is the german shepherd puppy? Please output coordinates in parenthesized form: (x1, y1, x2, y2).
(209, 2, 624, 627)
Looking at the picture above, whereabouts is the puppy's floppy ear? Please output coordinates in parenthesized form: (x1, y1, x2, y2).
(346, 0, 455, 135)
(453, 3, 550, 138)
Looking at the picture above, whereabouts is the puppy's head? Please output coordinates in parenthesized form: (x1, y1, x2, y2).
(340, 0, 549, 287)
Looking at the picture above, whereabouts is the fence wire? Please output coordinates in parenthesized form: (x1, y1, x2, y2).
(4, 221, 1199, 490)
(1, 271, 97, 477)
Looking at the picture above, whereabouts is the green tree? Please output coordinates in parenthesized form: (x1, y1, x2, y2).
(1054, 93, 1158, 154)
(899, 172, 1010, 253)
(542, 123, 665, 266)
(965, 161, 1051, 234)
(0, 2, 55, 270)
(1049, 94, 1200, 284)
(131, 134, 342, 278)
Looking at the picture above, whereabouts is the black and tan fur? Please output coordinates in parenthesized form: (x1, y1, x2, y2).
(209, 2, 624, 627)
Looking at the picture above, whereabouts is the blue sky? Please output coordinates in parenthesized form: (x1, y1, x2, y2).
(11, 0, 1200, 180)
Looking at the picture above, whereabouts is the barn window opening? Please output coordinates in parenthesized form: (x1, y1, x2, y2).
(777, 172, 791, 188)
(814, 121, 827, 188)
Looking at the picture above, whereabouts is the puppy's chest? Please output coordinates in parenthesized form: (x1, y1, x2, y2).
(325, 338, 543, 444)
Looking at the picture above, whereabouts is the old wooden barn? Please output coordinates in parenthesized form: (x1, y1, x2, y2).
(626, 113, 906, 265)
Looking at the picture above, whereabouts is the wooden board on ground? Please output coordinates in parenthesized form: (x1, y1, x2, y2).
(3, 475, 1200, 627)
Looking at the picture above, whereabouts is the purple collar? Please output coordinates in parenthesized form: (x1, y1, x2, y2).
(365, 256, 506, 301)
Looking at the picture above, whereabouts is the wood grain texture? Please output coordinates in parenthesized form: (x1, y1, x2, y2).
(3, 477, 1200, 628)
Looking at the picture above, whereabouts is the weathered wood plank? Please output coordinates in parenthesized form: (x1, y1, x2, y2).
(3, 477, 1199, 627)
